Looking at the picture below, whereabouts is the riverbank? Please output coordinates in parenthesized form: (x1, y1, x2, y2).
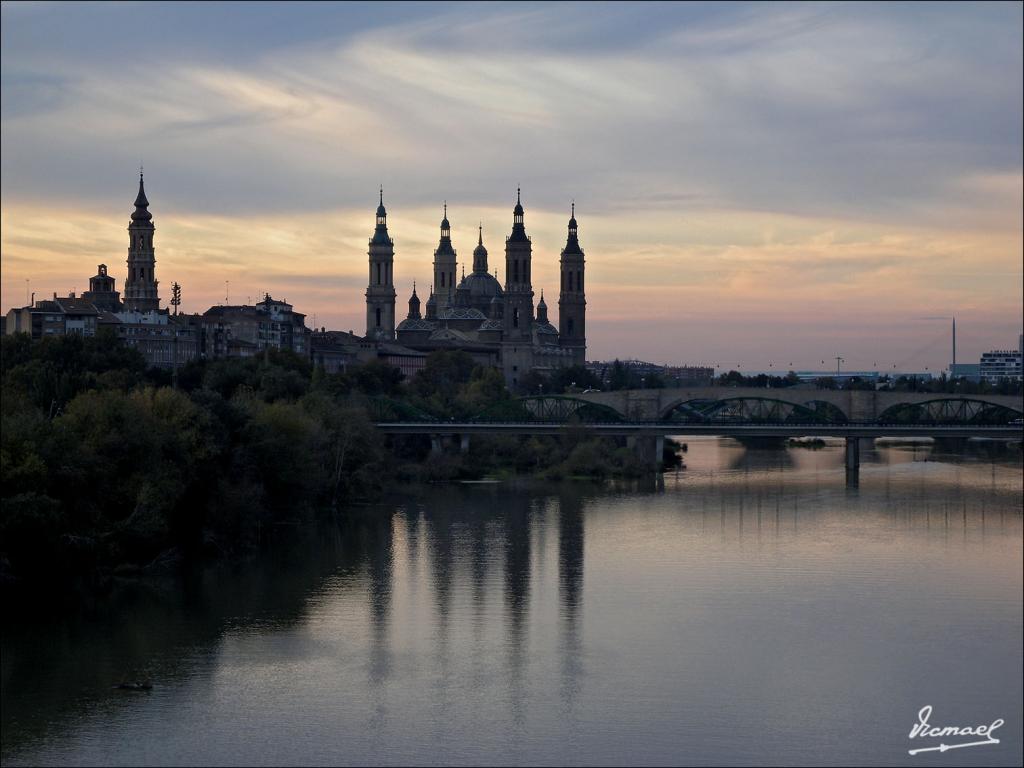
(2, 336, 681, 597)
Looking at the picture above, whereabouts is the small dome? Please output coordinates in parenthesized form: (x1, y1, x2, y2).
(457, 271, 504, 300)
(537, 293, 547, 309)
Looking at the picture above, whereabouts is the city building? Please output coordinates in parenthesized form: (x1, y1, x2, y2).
(311, 329, 363, 374)
(200, 295, 311, 360)
(5, 294, 98, 338)
(364, 189, 586, 390)
(586, 360, 715, 388)
(980, 349, 1022, 382)
(949, 363, 982, 381)
(98, 309, 199, 369)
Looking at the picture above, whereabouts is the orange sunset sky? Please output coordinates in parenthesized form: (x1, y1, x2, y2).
(2, 2, 1021, 371)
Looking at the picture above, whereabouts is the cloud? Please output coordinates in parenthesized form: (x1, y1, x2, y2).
(1, 1, 1021, 369)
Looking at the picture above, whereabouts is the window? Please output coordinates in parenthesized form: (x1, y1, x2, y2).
(441, 272, 445, 288)
(376, 307, 382, 327)
(568, 272, 573, 291)
(568, 319, 574, 336)
(513, 308, 519, 328)
(377, 264, 382, 285)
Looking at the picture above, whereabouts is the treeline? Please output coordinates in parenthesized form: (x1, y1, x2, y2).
(1, 333, 384, 590)
(1, 333, 651, 591)
(715, 369, 1023, 394)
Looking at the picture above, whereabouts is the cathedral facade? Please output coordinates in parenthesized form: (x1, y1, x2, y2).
(365, 190, 587, 390)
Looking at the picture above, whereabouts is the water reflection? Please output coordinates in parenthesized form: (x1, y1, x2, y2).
(558, 488, 585, 711)
(2, 438, 1021, 767)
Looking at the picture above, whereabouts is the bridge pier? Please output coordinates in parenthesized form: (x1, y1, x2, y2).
(845, 437, 860, 486)
(430, 435, 442, 455)
(629, 435, 665, 469)
(460, 434, 470, 454)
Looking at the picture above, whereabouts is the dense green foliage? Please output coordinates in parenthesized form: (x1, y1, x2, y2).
(1, 336, 383, 589)
(1, 338, 659, 592)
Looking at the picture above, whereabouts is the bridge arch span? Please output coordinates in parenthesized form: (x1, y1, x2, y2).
(660, 396, 849, 424)
(877, 398, 1023, 425)
(474, 395, 626, 424)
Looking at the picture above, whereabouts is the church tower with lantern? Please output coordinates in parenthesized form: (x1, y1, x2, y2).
(365, 189, 397, 340)
(558, 203, 587, 365)
(123, 172, 160, 312)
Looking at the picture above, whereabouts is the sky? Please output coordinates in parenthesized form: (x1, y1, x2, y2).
(1, 1, 1021, 371)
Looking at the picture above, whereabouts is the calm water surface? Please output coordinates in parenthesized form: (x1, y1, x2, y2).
(3, 438, 1022, 766)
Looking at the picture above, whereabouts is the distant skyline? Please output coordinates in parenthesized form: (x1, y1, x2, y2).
(2, 1, 1021, 370)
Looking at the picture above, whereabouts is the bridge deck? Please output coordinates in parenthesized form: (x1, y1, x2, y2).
(375, 422, 1024, 439)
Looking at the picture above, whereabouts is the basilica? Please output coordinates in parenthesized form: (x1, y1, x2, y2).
(365, 189, 587, 389)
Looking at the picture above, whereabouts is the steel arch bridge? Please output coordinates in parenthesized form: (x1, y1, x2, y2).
(661, 396, 847, 424)
(473, 396, 625, 424)
(877, 398, 1023, 425)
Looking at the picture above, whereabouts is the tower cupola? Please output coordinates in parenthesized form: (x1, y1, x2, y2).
(407, 282, 421, 320)
(472, 224, 488, 273)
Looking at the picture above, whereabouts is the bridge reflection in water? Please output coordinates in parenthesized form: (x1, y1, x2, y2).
(3, 443, 1021, 766)
(369, 391, 1024, 485)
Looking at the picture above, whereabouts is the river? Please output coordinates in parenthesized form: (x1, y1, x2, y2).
(2, 437, 1022, 766)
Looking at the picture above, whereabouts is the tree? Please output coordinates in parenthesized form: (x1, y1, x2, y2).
(609, 360, 631, 390)
(549, 364, 601, 393)
(412, 350, 476, 411)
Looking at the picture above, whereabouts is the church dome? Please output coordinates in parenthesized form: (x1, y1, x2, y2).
(457, 271, 504, 301)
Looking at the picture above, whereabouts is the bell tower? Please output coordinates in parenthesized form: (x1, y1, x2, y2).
(558, 202, 586, 365)
(365, 188, 396, 340)
(123, 172, 160, 312)
(503, 187, 534, 341)
(432, 203, 457, 312)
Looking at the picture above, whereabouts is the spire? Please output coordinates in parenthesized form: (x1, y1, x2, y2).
(407, 281, 421, 319)
(371, 188, 390, 244)
(440, 201, 450, 237)
(472, 222, 489, 273)
(131, 172, 152, 223)
(510, 187, 527, 240)
(435, 201, 455, 258)
(563, 201, 581, 253)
